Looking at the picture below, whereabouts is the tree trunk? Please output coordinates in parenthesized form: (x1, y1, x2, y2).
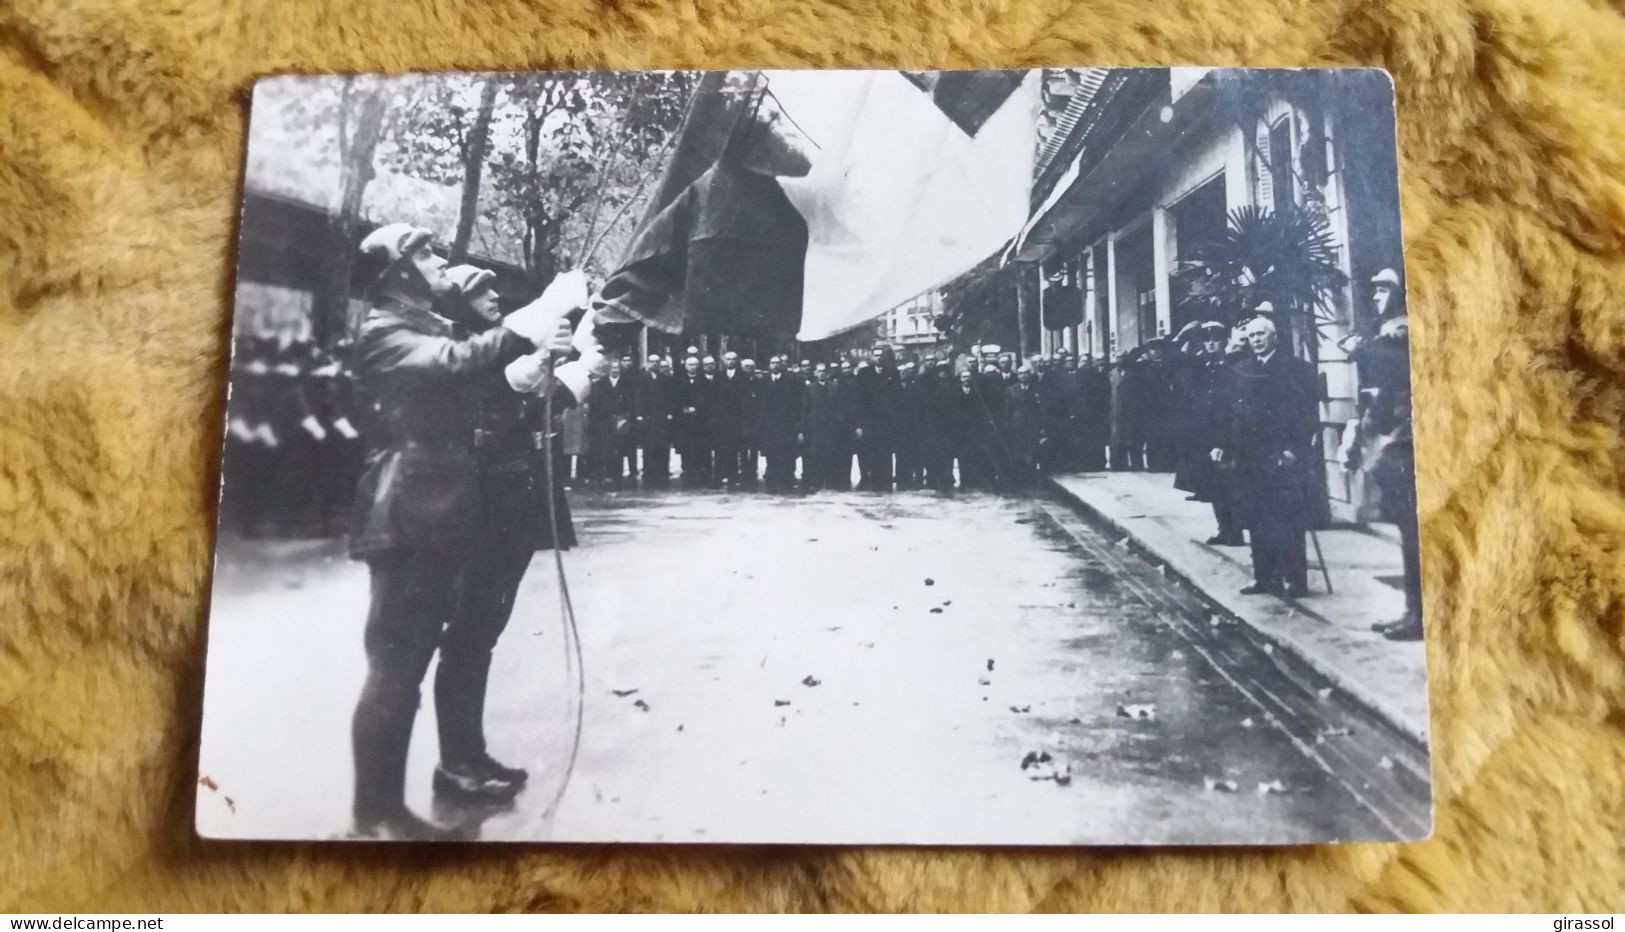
(527, 216, 560, 288)
(449, 78, 499, 264)
(316, 81, 388, 345)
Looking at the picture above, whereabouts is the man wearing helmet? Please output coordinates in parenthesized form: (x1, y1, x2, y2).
(1338, 267, 1422, 642)
(346, 223, 603, 840)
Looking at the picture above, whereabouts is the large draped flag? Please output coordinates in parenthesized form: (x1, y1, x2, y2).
(595, 69, 1041, 341)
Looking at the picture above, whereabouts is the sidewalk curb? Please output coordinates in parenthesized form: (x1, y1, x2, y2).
(1044, 476, 1428, 745)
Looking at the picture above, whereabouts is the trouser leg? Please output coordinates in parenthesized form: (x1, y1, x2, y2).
(1248, 522, 1277, 589)
(1213, 492, 1242, 539)
(1283, 527, 1309, 591)
(436, 536, 533, 767)
(352, 549, 457, 823)
(1398, 508, 1422, 616)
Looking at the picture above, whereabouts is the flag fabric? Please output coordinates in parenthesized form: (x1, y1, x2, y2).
(596, 69, 1040, 342)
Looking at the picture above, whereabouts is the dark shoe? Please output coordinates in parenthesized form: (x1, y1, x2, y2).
(1372, 615, 1424, 641)
(352, 807, 467, 842)
(433, 761, 523, 801)
(1284, 584, 1312, 599)
(1380, 620, 1423, 641)
(1239, 583, 1279, 596)
(472, 752, 528, 786)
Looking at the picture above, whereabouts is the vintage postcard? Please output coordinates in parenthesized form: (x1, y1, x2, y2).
(198, 67, 1430, 844)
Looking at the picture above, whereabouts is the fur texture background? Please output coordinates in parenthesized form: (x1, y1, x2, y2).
(2, 0, 1623, 913)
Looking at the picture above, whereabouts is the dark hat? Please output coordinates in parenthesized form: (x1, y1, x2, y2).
(445, 264, 497, 297)
(356, 222, 434, 288)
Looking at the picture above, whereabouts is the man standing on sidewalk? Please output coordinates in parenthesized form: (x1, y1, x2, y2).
(1341, 268, 1422, 640)
(1211, 311, 1319, 599)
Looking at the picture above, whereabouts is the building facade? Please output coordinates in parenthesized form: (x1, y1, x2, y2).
(881, 290, 950, 352)
(1007, 68, 1404, 521)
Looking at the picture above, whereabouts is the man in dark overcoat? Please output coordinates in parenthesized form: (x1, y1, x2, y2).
(1003, 364, 1045, 489)
(757, 355, 803, 490)
(633, 354, 675, 485)
(800, 363, 848, 490)
(586, 358, 633, 483)
(673, 355, 713, 486)
(848, 345, 899, 490)
(1179, 322, 1245, 545)
(712, 351, 750, 484)
(1211, 313, 1320, 598)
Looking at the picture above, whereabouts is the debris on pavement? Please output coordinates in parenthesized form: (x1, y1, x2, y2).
(1256, 780, 1287, 796)
(774, 699, 792, 707)
(1009, 705, 1031, 714)
(1203, 777, 1239, 793)
(611, 688, 640, 698)
(977, 677, 991, 686)
(929, 607, 944, 614)
(987, 659, 995, 671)
(1379, 755, 1395, 770)
(1316, 687, 1333, 700)
(1021, 750, 1072, 786)
(924, 578, 935, 586)
(801, 675, 821, 687)
(633, 699, 651, 712)
(1116, 703, 1157, 720)
(1241, 717, 1255, 729)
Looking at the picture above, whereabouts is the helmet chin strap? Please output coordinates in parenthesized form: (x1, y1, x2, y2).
(378, 258, 438, 304)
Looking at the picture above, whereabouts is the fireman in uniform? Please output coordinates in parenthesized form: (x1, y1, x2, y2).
(346, 225, 603, 840)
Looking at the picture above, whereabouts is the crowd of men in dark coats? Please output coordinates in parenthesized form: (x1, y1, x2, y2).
(567, 343, 1127, 494)
(221, 269, 1418, 649)
(220, 321, 1324, 522)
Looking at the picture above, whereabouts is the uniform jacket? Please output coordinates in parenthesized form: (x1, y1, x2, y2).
(347, 295, 534, 557)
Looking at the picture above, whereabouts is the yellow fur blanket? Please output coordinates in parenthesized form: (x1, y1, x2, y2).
(2, 0, 1622, 912)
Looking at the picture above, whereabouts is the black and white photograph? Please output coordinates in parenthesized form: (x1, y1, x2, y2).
(197, 67, 1431, 845)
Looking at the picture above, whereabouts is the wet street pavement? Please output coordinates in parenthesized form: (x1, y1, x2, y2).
(197, 486, 1431, 845)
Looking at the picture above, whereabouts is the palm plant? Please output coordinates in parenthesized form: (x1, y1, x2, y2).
(1174, 204, 1348, 361)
